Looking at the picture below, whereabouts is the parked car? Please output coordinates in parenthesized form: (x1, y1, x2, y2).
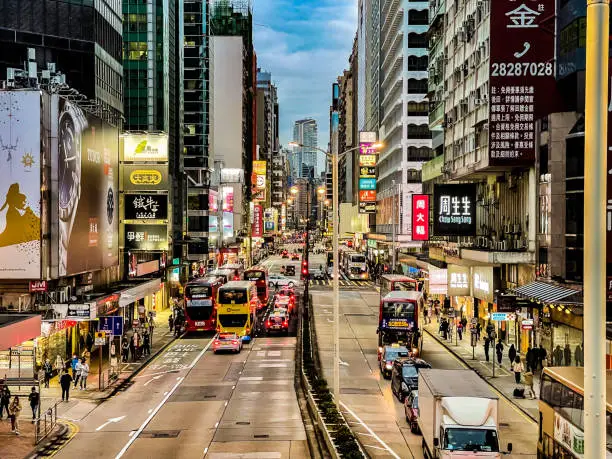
(391, 357, 431, 402)
(404, 390, 420, 434)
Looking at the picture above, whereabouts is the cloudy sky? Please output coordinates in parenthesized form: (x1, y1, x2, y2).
(252, 0, 358, 151)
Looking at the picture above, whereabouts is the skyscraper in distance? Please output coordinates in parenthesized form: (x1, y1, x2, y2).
(292, 118, 318, 179)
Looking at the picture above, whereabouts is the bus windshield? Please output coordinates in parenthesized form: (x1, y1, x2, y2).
(218, 314, 248, 328)
(350, 255, 366, 263)
(245, 271, 265, 280)
(383, 301, 415, 319)
(187, 286, 212, 298)
(443, 428, 499, 452)
(394, 281, 417, 291)
(219, 289, 248, 304)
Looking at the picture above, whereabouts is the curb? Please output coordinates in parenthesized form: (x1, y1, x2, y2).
(25, 420, 71, 458)
(424, 329, 537, 423)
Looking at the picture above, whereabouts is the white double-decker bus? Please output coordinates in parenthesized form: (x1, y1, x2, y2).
(341, 251, 368, 280)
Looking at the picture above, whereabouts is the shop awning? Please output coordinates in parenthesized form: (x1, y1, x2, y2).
(511, 281, 579, 303)
(0, 315, 42, 351)
(117, 279, 162, 308)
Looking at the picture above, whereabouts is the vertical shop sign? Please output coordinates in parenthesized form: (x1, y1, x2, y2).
(411, 194, 429, 241)
(252, 204, 263, 238)
(358, 131, 378, 214)
(252, 160, 267, 202)
(488, 0, 557, 165)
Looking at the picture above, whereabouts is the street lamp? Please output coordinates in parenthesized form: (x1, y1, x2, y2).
(289, 140, 383, 407)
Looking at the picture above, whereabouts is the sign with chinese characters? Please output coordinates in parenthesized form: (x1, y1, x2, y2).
(252, 204, 263, 238)
(359, 178, 377, 190)
(67, 303, 96, 320)
(124, 194, 168, 220)
(489, 0, 557, 165)
(433, 184, 476, 236)
(554, 412, 585, 458)
(281, 204, 287, 231)
(222, 212, 233, 238)
(359, 155, 377, 167)
(472, 266, 495, 303)
(359, 133, 378, 214)
(252, 160, 267, 202)
(124, 224, 168, 251)
(122, 133, 168, 161)
(122, 164, 168, 191)
(411, 194, 429, 241)
(359, 166, 376, 178)
(359, 190, 377, 202)
(607, 61, 612, 268)
(448, 265, 471, 297)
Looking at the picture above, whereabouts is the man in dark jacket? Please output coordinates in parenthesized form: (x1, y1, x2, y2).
(495, 339, 504, 365)
(538, 344, 548, 369)
(60, 370, 72, 402)
(484, 338, 491, 362)
(42, 359, 53, 388)
(0, 385, 11, 419)
(28, 387, 39, 421)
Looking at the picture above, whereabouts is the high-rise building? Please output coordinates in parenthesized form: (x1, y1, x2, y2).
(0, 0, 123, 122)
(256, 68, 280, 209)
(292, 118, 318, 178)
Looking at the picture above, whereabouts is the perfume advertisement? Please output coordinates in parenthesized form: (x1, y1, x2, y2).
(0, 91, 41, 279)
(57, 97, 119, 276)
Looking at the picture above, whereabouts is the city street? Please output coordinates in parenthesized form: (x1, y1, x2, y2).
(311, 286, 538, 458)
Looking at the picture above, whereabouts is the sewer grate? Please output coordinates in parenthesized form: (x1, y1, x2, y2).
(254, 434, 269, 439)
(236, 421, 251, 425)
(140, 430, 181, 439)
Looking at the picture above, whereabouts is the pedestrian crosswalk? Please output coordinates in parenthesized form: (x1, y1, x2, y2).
(309, 279, 376, 289)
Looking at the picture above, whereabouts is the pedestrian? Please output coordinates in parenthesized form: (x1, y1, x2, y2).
(575, 344, 583, 366)
(143, 330, 151, 356)
(530, 347, 539, 373)
(28, 387, 39, 421)
(495, 339, 504, 365)
(42, 358, 53, 388)
(71, 354, 79, 378)
(0, 385, 11, 419)
(79, 359, 89, 390)
(538, 344, 548, 369)
(484, 338, 491, 362)
(512, 356, 524, 384)
(554, 345, 563, 366)
(133, 330, 141, 359)
(85, 332, 94, 353)
(486, 322, 495, 339)
(564, 344, 572, 366)
(476, 322, 482, 341)
(73, 358, 83, 388)
(525, 347, 533, 373)
(8, 395, 21, 435)
(129, 334, 136, 362)
(457, 322, 463, 340)
(508, 344, 517, 368)
(168, 314, 174, 332)
(121, 338, 129, 363)
(60, 370, 72, 402)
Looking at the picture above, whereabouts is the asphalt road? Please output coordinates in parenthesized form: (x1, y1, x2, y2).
(311, 287, 538, 459)
(54, 256, 308, 459)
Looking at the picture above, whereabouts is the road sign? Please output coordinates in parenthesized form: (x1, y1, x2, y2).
(94, 331, 106, 346)
(491, 312, 509, 321)
(98, 316, 123, 337)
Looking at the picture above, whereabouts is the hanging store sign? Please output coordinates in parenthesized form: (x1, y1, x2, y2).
(124, 194, 168, 220)
(122, 134, 168, 162)
(123, 165, 169, 191)
(359, 166, 376, 178)
(281, 204, 287, 232)
(252, 204, 263, 238)
(359, 155, 377, 167)
(472, 266, 495, 303)
(66, 303, 96, 320)
(433, 184, 476, 237)
(359, 178, 377, 190)
(488, 0, 557, 166)
(252, 160, 267, 202)
(29, 281, 48, 293)
(222, 187, 234, 212)
(124, 224, 168, 251)
(411, 194, 429, 241)
(448, 265, 471, 297)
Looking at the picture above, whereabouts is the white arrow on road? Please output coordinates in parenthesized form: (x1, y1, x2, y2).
(143, 375, 164, 387)
(96, 416, 126, 431)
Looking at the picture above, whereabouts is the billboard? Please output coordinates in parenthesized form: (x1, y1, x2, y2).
(252, 160, 267, 202)
(124, 194, 168, 220)
(411, 194, 429, 241)
(122, 164, 169, 191)
(252, 204, 263, 237)
(57, 97, 119, 276)
(222, 187, 234, 212)
(488, 0, 557, 165)
(222, 212, 233, 238)
(281, 204, 287, 231)
(358, 133, 378, 214)
(0, 91, 41, 279)
(124, 224, 168, 251)
(433, 184, 477, 237)
(122, 134, 168, 161)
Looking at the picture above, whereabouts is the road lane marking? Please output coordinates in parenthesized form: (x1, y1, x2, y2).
(258, 363, 287, 368)
(207, 454, 282, 459)
(96, 416, 126, 432)
(115, 336, 215, 459)
(143, 374, 164, 386)
(363, 444, 388, 451)
(340, 401, 401, 459)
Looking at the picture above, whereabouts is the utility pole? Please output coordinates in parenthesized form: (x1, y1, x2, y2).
(584, 1, 609, 456)
(332, 151, 340, 407)
(391, 180, 397, 272)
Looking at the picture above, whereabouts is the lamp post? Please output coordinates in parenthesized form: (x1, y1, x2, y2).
(289, 140, 383, 407)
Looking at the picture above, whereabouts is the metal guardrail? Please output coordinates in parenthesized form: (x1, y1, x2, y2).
(34, 401, 59, 444)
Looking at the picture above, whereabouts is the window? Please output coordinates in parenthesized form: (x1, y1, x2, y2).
(407, 124, 431, 139)
(408, 9, 428, 25)
(217, 314, 248, 327)
(218, 289, 248, 304)
(408, 79, 428, 94)
(539, 196, 549, 235)
(127, 41, 148, 60)
(408, 33, 427, 48)
(408, 56, 428, 71)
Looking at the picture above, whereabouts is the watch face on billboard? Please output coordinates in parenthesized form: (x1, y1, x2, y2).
(433, 184, 477, 236)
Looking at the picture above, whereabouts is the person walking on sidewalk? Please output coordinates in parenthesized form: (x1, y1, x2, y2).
(74, 358, 83, 388)
(484, 338, 491, 362)
(575, 344, 583, 366)
(129, 334, 136, 362)
(476, 322, 482, 341)
(0, 385, 11, 419)
(8, 395, 22, 435)
(71, 354, 79, 378)
(168, 314, 174, 332)
(564, 344, 572, 366)
(495, 339, 504, 365)
(512, 356, 524, 384)
(60, 370, 72, 401)
(553, 345, 563, 366)
(142, 330, 151, 356)
(538, 344, 548, 369)
(508, 344, 517, 369)
(28, 387, 39, 421)
(43, 358, 53, 388)
(121, 338, 129, 363)
(525, 347, 533, 373)
(457, 322, 463, 340)
(79, 359, 89, 390)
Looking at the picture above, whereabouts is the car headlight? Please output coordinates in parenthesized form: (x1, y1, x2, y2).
(385, 363, 393, 370)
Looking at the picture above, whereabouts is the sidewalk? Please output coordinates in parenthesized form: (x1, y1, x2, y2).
(423, 320, 539, 421)
(0, 308, 176, 459)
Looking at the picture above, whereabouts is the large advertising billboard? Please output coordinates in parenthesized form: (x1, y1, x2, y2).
(122, 134, 168, 162)
(124, 194, 168, 220)
(252, 160, 267, 202)
(0, 91, 41, 279)
(122, 164, 169, 191)
(125, 224, 168, 251)
(488, 0, 557, 166)
(433, 184, 477, 237)
(57, 97, 119, 276)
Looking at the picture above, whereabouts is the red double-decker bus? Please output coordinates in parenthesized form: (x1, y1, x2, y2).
(379, 274, 421, 301)
(183, 277, 224, 332)
(243, 266, 269, 308)
(377, 290, 424, 355)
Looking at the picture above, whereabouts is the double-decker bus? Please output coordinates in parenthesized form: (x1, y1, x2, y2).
(243, 266, 269, 307)
(379, 274, 420, 301)
(216, 281, 258, 341)
(377, 291, 424, 355)
(345, 252, 368, 280)
(183, 277, 223, 332)
(538, 366, 612, 458)
(208, 268, 235, 284)
(220, 263, 244, 281)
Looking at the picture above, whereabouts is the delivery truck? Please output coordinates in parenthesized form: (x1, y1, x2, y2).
(417, 369, 512, 458)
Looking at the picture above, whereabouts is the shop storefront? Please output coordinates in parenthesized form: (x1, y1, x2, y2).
(426, 267, 448, 302)
(472, 266, 498, 331)
(447, 265, 473, 320)
(539, 305, 583, 366)
(117, 279, 166, 330)
(0, 315, 42, 378)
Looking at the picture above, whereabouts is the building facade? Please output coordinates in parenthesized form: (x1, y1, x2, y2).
(292, 118, 319, 179)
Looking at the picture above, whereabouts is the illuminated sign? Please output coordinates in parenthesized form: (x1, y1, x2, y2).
(123, 164, 168, 191)
(222, 187, 234, 212)
(124, 194, 168, 220)
(359, 190, 376, 201)
(433, 184, 477, 236)
(359, 178, 377, 190)
(122, 134, 168, 161)
(252, 205, 263, 238)
(252, 160, 267, 202)
(411, 194, 429, 241)
(359, 155, 377, 167)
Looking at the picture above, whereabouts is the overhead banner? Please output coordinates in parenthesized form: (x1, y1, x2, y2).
(0, 91, 42, 279)
(57, 97, 119, 276)
(122, 134, 168, 162)
(124, 194, 168, 220)
(488, 0, 557, 165)
(252, 160, 267, 202)
(252, 204, 263, 238)
(358, 132, 378, 214)
(122, 164, 169, 191)
(124, 224, 168, 251)
(433, 184, 477, 237)
(411, 194, 429, 241)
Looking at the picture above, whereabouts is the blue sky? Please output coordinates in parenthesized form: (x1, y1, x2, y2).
(252, 0, 357, 150)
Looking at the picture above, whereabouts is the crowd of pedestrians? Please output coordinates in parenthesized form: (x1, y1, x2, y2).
(0, 383, 39, 435)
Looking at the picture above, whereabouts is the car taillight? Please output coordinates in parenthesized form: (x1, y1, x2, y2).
(214, 340, 220, 345)
(232, 340, 238, 344)
(266, 320, 270, 326)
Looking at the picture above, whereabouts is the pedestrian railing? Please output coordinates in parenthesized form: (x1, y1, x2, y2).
(99, 367, 120, 391)
(34, 401, 59, 444)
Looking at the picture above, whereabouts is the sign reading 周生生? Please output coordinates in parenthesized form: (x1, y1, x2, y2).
(433, 184, 477, 237)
